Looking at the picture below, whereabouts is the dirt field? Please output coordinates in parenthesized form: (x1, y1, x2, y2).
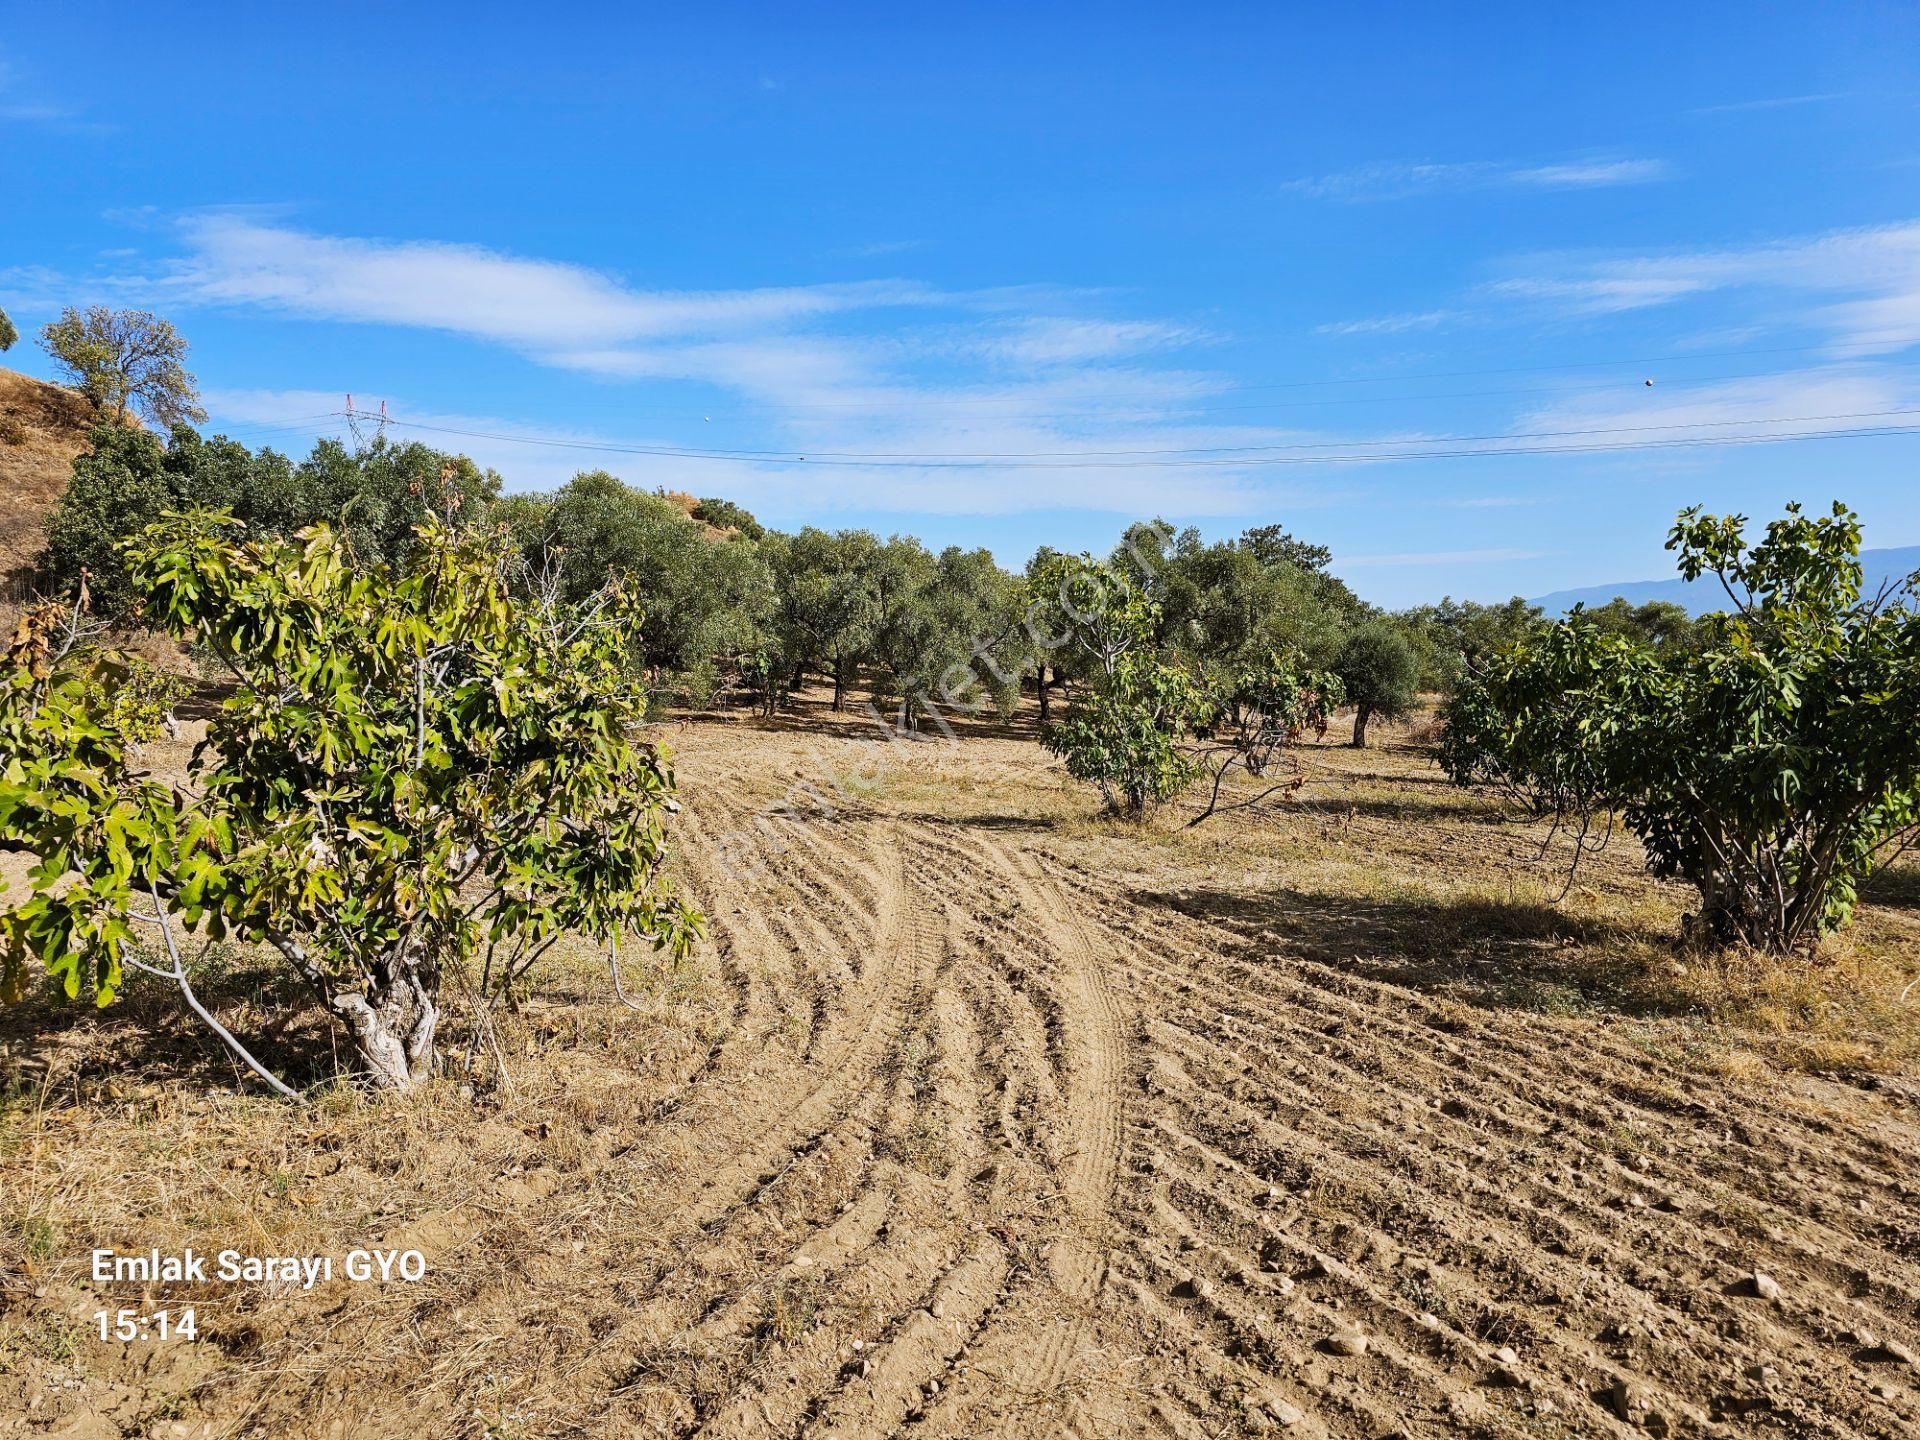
(4, 699, 1920, 1438)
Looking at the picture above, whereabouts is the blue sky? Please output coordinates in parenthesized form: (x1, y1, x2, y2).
(4, 2, 1919, 607)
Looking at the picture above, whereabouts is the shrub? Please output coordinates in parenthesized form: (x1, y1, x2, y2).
(1442, 502, 1920, 953)
(1187, 653, 1343, 824)
(1044, 648, 1204, 817)
(0, 514, 702, 1092)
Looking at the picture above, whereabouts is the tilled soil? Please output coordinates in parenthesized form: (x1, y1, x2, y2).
(4, 716, 1919, 1438)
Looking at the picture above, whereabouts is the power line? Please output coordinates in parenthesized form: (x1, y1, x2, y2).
(384, 405, 1920, 462)
(347, 406, 1920, 470)
(267, 336, 1919, 432)
(671, 338, 1920, 411)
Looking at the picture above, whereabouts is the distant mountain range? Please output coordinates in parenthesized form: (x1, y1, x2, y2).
(1531, 545, 1920, 617)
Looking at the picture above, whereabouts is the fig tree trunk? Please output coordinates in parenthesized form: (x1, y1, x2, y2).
(274, 934, 441, 1091)
(333, 965, 439, 1091)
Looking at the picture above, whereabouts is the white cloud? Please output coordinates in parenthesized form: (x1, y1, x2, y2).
(1316, 309, 1462, 337)
(834, 239, 922, 259)
(157, 216, 939, 359)
(960, 317, 1210, 367)
(1690, 92, 1849, 115)
(1490, 221, 1920, 349)
(1510, 159, 1670, 188)
(161, 223, 1347, 518)
(201, 385, 1331, 519)
(1517, 365, 1920, 447)
(1283, 155, 1668, 203)
(1482, 274, 1710, 314)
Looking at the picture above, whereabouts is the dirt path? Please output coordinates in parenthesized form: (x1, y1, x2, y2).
(638, 729, 1920, 1440)
(7, 721, 1919, 1439)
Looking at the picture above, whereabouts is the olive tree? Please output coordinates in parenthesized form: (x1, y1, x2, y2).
(1334, 619, 1419, 747)
(0, 514, 701, 1092)
(41, 425, 498, 618)
(0, 307, 17, 352)
(39, 306, 208, 427)
(867, 537, 1024, 730)
(1442, 502, 1920, 952)
(515, 471, 765, 685)
(771, 527, 884, 710)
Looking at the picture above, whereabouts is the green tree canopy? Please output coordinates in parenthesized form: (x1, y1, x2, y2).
(507, 471, 768, 684)
(1441, 501, 1920, 952)
(1, 514, 701, 1092)
(1334, 619, 1420, 747)
(866, 537, 1025, 728)
(0, 307, 17, 352)
(1401, 595, 1547, 693)
(690, 496, 765, 540)
(768, 527, 884, 709)
(1575, 596, 1703, 652)
(40, 425, 498, 617)
(1107, 521, 1361, 677)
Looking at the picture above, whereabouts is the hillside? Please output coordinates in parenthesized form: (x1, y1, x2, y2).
(0, 366, 96, 600)
(1534, 544, 1920, 617)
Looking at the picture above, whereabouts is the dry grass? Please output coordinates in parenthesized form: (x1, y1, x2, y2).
(3, 692, 1919, 1435)
(885, 704, 1920, 1076)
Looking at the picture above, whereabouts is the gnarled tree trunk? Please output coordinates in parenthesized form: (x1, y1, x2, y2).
(274, 934, 440, 1091)
(332, 965, 439, 1091)
(1351, 702, 1373, 748)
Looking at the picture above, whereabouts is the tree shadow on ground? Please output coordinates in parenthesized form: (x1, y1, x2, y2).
(672, 691, 1045, 745)
(1287, 792, 1515, 826)
(900, 810, 1055, 834)
(1862, 861, 1920, 911)
(1132, 882, 1670, 1022)
(0, 949, 345, 1104)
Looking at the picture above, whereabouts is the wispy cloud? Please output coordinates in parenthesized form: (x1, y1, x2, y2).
(117, 218, 1354, 519)
(0, 58, 104, 131)
(1317, 309, 1462, 337)
(1518, 365, 1920, 443)
(1489, 220, 1920, 350)
(150, 216, 940, 356)
(1283, 154, 1669, 203)
(1690, 92, 1849, 116)
(963, 317, 1211, 367)
(835, 239, 923, 260)
(1482, 274, 1710, 314)
(1509, 159, 1669, 188)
